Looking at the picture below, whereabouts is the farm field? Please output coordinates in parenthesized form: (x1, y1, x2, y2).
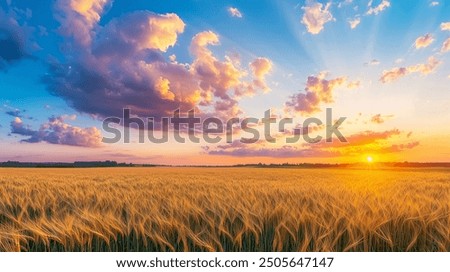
(0, 167, 449, 252)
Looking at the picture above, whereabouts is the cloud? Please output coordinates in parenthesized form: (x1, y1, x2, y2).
(209, 145, 340, 158)
(5, 109, 23, 118)
(10, 116, 102, 147)
(0, 7, 35, 70)
(370, 114, 393, 124)
(207, 128, 417, 158)
(285, 73, 360, 114)
(365, 59, 380, 66)
(430, 1, 439, 7)
(46, 7, 273, 121)
(382, 141, 419, 153)
(301, 0, 334, 34)
(414, 33, 434, 49)
(189, 31, 273, 116)
(338, 0, 353, 8)
(154, 77, 176, 101)
(380, 67, 408, 83)
(55, 0, 111, 46)
(250, 57, 273, 92)
(189, 31, 244, 116)
(380, 56, 441, 83)
(94, 11, 185, 53)
(370, 114, 384, 124)
(441, 22, 450, 31)
(313, 129, 401, 149)
(45, 10, 199, 119)
(367, 0, 390, 15)
(348, 17, 361, 29)
(407, 56, 441, 74)
(441, 38, 450, 53)
(228, 7, 242, 18)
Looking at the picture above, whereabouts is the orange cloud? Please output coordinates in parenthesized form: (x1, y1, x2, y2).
(301, 0, 334, 34)
(313, 129, 401, 149)
(250, 57, 273, 92)
(370, 114, 393, 124)
(380, 56, 441, 83)
(441, 22, 450, 31)
(143, 14, 185, 52)
(414, 33, 434, 49)
(154, 77, 175, 101)
(407, 56, 441, 74)
(190, 31, 273, 117)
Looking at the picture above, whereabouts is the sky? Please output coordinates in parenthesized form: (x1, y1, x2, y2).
(0, 0, 449, 165)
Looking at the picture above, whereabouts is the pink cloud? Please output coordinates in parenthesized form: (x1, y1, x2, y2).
(56, 0, 110, 46)
(380, 57, 441, 83)
(286, 73, 360, 114)
(46, 6, 273, 121)
(228, 7, 242, 18)
(441, 38, 450, 53)
(11, 116, 102, 147)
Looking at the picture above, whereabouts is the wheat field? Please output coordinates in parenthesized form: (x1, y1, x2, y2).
(0, 167, 449, 252)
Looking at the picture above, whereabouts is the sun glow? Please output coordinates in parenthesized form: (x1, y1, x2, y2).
(367, 156, 373, 163)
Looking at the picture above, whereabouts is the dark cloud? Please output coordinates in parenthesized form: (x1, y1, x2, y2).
(0, 7, 35, 70)
(10, 116, 102, 147)
(5, 109, 24, 118)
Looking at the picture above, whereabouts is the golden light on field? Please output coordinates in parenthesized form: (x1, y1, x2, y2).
(0, 167, 449, 252)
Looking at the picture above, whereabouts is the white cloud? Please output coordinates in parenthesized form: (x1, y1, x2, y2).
(367, 0, 390, 15)
(228, 7, 242, 18)
(348, 17, 361, 29)
(301, 0, 334, 34)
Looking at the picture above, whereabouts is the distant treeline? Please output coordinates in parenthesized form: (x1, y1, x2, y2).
(0, 161, 449, 168)
(0, 161, 156, 168)
(233, 163, 347, 168)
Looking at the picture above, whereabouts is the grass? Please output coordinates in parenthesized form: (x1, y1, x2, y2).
(0, 167, 449, 252)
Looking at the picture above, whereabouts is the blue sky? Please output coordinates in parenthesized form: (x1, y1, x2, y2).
(1, 0, 450, 164)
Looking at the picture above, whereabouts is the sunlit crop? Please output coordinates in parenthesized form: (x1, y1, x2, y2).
(0, 167, 449, 252)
